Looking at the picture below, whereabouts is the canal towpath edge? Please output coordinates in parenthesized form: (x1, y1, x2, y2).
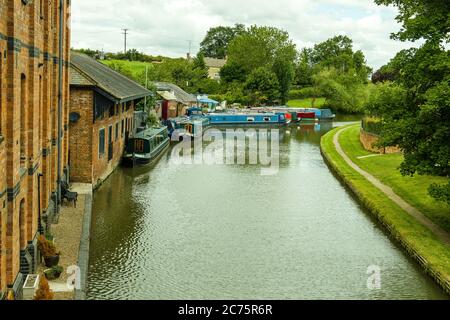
(321, 125, 450, 296)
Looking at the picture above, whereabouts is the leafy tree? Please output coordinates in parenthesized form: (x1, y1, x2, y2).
(199, 24, 246, 59)
(226, 25, 297, 104)
(295, 48, 314, 87)
(245, 67, 280, 106)
(313, 68, 371, 113)
(220, 62, 247, 83)
(370, 0, 450, 204)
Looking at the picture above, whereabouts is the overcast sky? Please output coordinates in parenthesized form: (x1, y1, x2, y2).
(71, 0, 421, 70)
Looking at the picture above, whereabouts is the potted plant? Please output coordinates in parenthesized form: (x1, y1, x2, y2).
(34, 276, 54, 300)
(37, 235, 60, 268)
(44, 266, 64, 281)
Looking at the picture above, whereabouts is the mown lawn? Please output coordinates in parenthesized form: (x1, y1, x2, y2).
(321, 126, 450, 287)
(101, 59, 153, 79)
(339, 125, 450, 234)
(287, 98, 327, 108)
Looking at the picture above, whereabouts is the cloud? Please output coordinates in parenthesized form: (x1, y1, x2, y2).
(71, 0, 420, 70)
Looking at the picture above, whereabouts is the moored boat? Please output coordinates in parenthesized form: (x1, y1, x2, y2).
(122, 127, 170, 167)
(207, 112, 289, 125)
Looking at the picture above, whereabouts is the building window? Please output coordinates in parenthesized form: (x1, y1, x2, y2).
(99, 128, 105, 157)
(115, 122, 119, 141)
(121, 119, 124, 137)
(20, 74, 27, 164)
(39, 0, 45, 19)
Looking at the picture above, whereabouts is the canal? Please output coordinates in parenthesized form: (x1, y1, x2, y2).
(86, 121, 447, 300)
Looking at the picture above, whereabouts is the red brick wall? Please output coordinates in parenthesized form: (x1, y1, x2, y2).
(69, 88, 93, 184)
(69, 89, 136, 188)
(360, 129, 401, 154)
(0, 0, 71, 294)
(91, 101, 135, 188)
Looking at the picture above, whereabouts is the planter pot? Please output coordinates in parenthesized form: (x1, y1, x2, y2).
(44, 269, 62, 281)
(44, 255, 60, 268)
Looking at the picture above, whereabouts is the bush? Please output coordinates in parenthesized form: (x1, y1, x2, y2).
(288, 87, 318, 100)
(34, 276, 54, 301)
(37, 235, 59, 258)
(44, 266, 64, 281)
(362, 117, 383, 135)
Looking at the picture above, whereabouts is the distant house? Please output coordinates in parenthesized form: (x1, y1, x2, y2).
(204, 57, 227, 81)
(155, 82, 197, 119)
(69, 52, 152, 189)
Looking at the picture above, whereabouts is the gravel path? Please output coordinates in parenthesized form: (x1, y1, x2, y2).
(333, 126, 450, 247)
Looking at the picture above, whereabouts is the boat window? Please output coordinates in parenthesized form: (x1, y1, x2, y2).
(247, 117, 255, 122)
(264, 117, 271, 122)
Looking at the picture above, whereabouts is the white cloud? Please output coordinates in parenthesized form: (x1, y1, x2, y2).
(71, 0, 420, 70)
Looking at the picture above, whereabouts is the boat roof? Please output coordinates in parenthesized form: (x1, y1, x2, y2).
(133, 126, 167, 139)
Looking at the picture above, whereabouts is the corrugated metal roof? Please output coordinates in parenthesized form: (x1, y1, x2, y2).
(70, 52, 152, 103)
(154, 82, 197, 104)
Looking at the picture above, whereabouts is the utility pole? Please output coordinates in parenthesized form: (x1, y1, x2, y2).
(122, 28, 129, 54)
(186, 40, 193, 60)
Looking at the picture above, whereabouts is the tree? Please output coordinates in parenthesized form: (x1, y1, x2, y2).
(371, 0, 450, 205)
(199, 24, 246, 59)
(226, 25, 297, 104)
(245, 67, 280, 106)
(295, 48, 314, 87)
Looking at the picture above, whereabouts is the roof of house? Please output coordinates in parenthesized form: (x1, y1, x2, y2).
(70, 52, 152, 103)
(154, 82, 197, 104)
(204, 57, 227, 69)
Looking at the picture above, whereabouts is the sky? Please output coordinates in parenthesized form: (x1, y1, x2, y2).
(70, 0, 422, 70)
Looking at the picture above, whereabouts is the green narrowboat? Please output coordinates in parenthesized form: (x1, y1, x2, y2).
(122, 127, 170, 167)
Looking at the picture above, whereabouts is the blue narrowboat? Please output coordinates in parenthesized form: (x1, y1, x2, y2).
(164, 116, 209, 141)
(207, 113, 289, 125)
(122, 127, 170, 167)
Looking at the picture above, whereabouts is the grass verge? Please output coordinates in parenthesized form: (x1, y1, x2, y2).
(287, 98, 326, 108)
(321, 125, 450, 296)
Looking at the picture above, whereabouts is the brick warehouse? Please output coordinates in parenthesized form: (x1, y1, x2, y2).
(0, 0, 71, 298)
(69, 52, 152, 189)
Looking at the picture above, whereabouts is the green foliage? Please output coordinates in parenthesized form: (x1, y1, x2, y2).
(361, 117, 383, 135)
(429, 182, 450, 206)
(199, 24, 245, 59)
(312, 68, 371, 113)
(244, 67, 280, 106)
(294, 48, 314, 87)
(371, 0, 450, 205)
(374, 0, 450, 44)
(226, 25, 297, 104)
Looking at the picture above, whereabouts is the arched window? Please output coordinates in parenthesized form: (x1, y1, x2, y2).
(20, 74, 27, 165)
(19, 199, 26, 250)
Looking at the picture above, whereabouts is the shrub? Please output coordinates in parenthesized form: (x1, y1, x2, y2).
(288, 87, 318, 100)
(44, 266, 64, 281)
(362, 117, 383, 135)
(34, 276, 54, 301)
(37, 235, 59, 258)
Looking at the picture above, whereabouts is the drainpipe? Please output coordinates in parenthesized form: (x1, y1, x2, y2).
(56, 0, 64, 214)
(37, 174, 44, 235)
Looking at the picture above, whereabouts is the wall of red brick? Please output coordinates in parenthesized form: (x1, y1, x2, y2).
(69, 88, 93, 184)
(0, 0, 71, 295)
(360, 129, 401, 155)
(69, 89, 136, 188)
(91, 101, 135, 189)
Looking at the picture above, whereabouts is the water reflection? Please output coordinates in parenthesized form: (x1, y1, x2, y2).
(87, 122, 446, 300)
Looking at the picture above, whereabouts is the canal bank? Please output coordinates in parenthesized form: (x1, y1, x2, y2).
(320, 125, 450, 296)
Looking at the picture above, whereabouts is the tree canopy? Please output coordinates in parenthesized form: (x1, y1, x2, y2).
(199, 24, 245, 59)
(368, 0, 450, 204)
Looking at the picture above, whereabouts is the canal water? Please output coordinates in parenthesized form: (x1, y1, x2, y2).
(86, 121, 447, 300)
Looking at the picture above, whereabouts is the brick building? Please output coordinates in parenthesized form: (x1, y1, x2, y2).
(69, 52, 152, 189)
(155, 82, 197, 120)
(0, 0, 71, 298)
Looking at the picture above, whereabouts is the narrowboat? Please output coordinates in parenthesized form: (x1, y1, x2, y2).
(207, 113, 289, 125)
(122, 127, 170, 167)
(164, 116, 209, 141)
